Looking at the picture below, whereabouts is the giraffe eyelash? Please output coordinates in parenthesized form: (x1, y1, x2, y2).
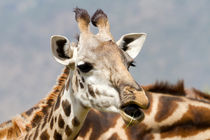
(129, 61, 136, 67)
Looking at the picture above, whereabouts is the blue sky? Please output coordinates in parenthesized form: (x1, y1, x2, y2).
(0, 0, 210, 121)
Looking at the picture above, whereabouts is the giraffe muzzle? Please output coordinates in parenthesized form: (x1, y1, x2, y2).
(119, 86, 149, 125)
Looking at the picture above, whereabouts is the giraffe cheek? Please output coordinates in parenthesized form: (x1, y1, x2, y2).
(77, 93, 92, 109)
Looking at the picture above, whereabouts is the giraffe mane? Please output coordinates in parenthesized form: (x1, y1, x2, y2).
(23, 66, 70, 129)
(0, 67, 70, 139)
(192, 88, 210, 100)
(143, 80, 210, 103)
(143, 80, 186, 96)
(186, 88, 210, 103)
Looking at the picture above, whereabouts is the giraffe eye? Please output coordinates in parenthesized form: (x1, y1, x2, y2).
(77, 62, 93, 73)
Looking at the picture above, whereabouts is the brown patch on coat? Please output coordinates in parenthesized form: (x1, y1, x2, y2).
(75, 76, 79, 91)
(55, 116, 57, 122)
(95, 89, 100, 95)
(143, 92, 153, 115)
(40, 130, 50, 140)
(77, 69, 80, 74)
(28, 134, 33, 139)
(25, 107, 37, 116)
(125, 122, 153, 140)
(160, 105, 210, 138)
(41, 115, 48, 130)
(79, 81, 84, 89)
(66, 78, 70, 91)
(48, 107, 54, 122)
(155, 96, 183, 122)
(88, 85, 96, 97)
(81, 77, 85, 83)
(41, 106, 50, 116)
(79, 110, 120, 140)
(108, 133, 120, 140)
(54, 129, 62, 140)
(58, 114, 65, 129)
(62, 100, 71, 117)
(33, 124, 40, 139)
(50, 117, 54, 130)
(24, 134, 29, 140)
(54, 94, 61, 111)
(25, 125, 30, 132)
(31, 114, 42, 128)
(143, 133, 154, 140)
(72, 117, 80, 127)
(65, 125, 72, 136)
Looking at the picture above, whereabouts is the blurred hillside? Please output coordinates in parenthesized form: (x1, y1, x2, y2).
(0, 0, 210, 122)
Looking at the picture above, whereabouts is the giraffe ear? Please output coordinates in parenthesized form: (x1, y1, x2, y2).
(116, 33, 147, 59)
(51, 35, 75, 65)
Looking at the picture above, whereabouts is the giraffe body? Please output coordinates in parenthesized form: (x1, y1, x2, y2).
(77, 81, 210, 140)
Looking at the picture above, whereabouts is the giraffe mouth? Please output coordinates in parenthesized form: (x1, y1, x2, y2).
(120, 104, 144, 125)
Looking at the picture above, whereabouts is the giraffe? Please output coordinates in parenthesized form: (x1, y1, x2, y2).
(77, 81, 210, 140)
(0, 8, 150, 139)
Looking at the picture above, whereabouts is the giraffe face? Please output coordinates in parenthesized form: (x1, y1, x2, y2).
(51, 8, 149, 125)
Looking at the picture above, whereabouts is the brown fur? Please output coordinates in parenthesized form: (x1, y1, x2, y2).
(155, 96, 183, 122)
(160, 104, 210, 138)
(65, 125, 72, 137)
(124, 122, 152, 140)
(91, 9, 108, 27)
(143, 80, 210, 103)
(144, 92, 153, 115)
(186, 88, 210, 102)
(74, 8, 90, 24)
(40, 130, 50, 140)
(78, 91, 210, 140)
(77, 81, 210, 140)
(62, 100, 71, 117)
(79, 110, 119, 140)
(143, 80, 186, 96)
(107, 133, 120, 140)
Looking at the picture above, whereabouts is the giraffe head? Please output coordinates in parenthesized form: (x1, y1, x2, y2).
(51, 8, 149, 125)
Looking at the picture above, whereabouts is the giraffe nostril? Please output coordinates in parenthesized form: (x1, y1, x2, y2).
(121, 104, 143, 118)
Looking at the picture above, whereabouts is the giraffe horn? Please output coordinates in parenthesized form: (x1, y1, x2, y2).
(74, 7, 91, 33)
(91, 9, 114, 41)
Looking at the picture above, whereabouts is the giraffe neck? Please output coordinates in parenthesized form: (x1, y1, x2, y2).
(0, 67, 91, 140)
(43, 86, 89, 139)
(21, 70, 90, 140)
(77, 91, 210, 140)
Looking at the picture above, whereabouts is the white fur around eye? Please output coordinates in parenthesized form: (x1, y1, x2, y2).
(77, 61, 85, 65)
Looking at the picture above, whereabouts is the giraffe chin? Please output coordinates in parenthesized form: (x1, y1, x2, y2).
(120, 104, 145, 126)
